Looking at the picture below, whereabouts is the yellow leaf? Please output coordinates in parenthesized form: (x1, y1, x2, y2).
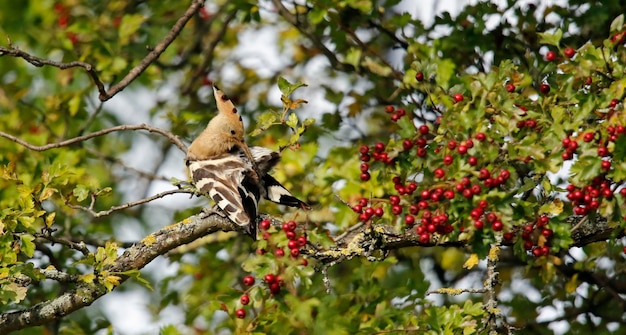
(45, 212, 56, 227)
(81, 273, 95, 283)
(464, 254, 479, 270)
(565, 274, 578, 294)
(104, 275, 122, 286)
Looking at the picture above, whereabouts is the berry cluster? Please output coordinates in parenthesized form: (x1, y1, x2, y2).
(53, 2, 79, 44)
(520, 215, 554, 257)
(385, 105, 407, 122)
(234, 219, 307, 319)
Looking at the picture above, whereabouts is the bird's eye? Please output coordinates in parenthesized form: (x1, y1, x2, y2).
(230, 129, 236, 135)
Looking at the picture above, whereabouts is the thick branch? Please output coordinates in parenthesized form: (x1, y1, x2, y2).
(0, 124, 187, 153)
(0, 211, 234, 333)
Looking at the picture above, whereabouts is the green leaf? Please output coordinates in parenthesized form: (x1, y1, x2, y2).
(538, 29, 563, 47)
(610, 14, 624, 33)
(278, 77, 307, 96)
(118, 14, 146, 46)
(20, 234, 35, 257)
(73, 185, 90, 202)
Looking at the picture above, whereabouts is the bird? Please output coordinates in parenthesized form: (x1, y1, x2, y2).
(185, 85, 309, 238)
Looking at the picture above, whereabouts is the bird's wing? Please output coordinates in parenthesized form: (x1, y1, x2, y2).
(188, 155, 261, 237)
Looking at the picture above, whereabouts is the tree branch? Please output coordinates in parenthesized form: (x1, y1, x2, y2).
(67, 188, 195, 218)
(0, 210, 235, 333)
(0, 123, 187, 153)
(0, 0, 204, 101)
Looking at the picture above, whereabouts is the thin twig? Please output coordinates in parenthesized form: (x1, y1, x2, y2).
(0, 123, 187, 153)
(101, 0, 204, 101)
(0, 0, 204, 101)
(68, 188, 195, 218)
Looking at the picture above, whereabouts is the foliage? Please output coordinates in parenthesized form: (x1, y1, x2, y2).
(1, 1, 626, 334)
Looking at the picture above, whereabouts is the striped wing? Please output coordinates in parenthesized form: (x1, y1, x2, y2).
(243, 147, 310, 209)
(188, 155, 261, 238)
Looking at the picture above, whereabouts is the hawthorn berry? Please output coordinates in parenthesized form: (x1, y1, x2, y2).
(492, 220, 503, 231)
(240, 294, 250, 305)
(264, 274, 276, 284)
(564, 47, 576, 58)
(545, 50, 556, 61)
(236, 308, 246, 319)
(475, 132, 486, 141)
(434, 168, 445, 179)
(419, 125, 429, 135)
(505, 83, 515, 93)
(243, 276, 255, 287)
(415, 71, 425, 82)
(539, 83, 550, 94)
(453, 93, 464, 103)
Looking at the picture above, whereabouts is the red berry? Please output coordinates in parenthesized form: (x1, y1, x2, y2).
(290, 248, 300, 257)
(390, 195, 401, 205)
(443, 155, 453, 165)
(264, 274, 276, 284)
(475, 132, 486, 141)
(542, 229, 553, 239)
(259, 219, 271, 230)
(598, 146, 608, 157)
(478, 168, 490, 180)
(539, 83, 550, 94)
(243, 275, 255, 287)
(564, 47, 575, 58)
(297, 236, 307, 246)
(545, 50, 556, 61)
(609, 99, 619, 108)
(240, 294, 250, 305)
(457, 145, 468, 155)
(269, 282, 281, 295)
(416, 72, 425, 82)
(453, 93, 464, 103)
(391, 205, 402, 215)
(419, 232, 430, 244)
(492, 220, 503, 231)
(288, 239, 298, 249)
(601, 160, 611, 170)
(235, 308, 246, 319)
(405, 215, 415, 225)
(468, 156, 478, 166)
(385, 105, 395, 113)
(474, 220, 484, 229)
(505, 83, 515, 93)
(360, 172, 371, 181)
(359, 145, 369, 154)
(434, 168, 445, 179)
(402, 139, 413, 150)
(374, 207, 384, 217)
(419, 125, 429, 135)
(585, 77, 592, 86)
(274, 248, 285, 257)
(583, 132, 594, 142)
(532, 248, 543, 257)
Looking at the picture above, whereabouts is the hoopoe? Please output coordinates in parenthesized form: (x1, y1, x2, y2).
(185, 85, 309, 238)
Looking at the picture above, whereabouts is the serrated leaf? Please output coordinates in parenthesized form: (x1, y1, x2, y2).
(278, 77, 307, 96)
(20, 234, 35, 257)
(286, 112, 299, 129)
(39, 187, 56, 201)
(80, 273, 95, 283)
(73, 185, 89, 202)
(538, 29, 563, 47)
